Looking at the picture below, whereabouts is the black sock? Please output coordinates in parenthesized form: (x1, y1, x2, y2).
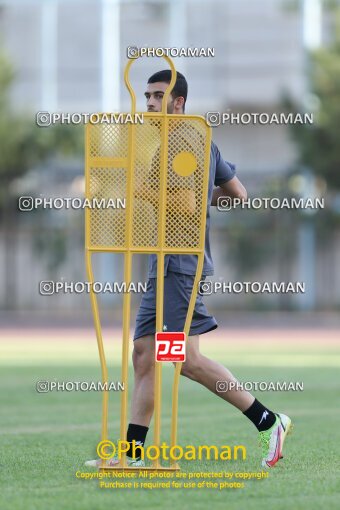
(126, 423, 149, 458)
(243, 399, 276, 432)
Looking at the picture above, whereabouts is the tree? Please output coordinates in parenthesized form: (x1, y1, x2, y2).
(0, 51, 83, 308)
(286, 5, 340, 190)
(0, 52, 83, 210)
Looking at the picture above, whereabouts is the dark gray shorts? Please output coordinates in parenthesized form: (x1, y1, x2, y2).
(133, 271, 218, 341)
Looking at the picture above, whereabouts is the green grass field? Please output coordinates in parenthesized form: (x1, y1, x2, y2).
(1, 328, 340, 510)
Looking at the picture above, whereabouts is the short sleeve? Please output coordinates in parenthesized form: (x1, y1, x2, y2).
(213, 143, 236, 186)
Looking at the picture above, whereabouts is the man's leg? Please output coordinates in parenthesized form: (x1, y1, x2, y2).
(123, 335, 155, 460)
(178, 334, 254, 411)
(179, 335, 278, 429)
(84, 335, 154, 468)
(177, 334, 292, 468)
(130, 335, 155, 426)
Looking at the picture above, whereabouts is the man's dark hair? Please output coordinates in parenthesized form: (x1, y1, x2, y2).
(147, 69, 188, 111)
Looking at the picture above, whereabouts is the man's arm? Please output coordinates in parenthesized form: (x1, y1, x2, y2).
(211, 176, 247, 206)
(135, 185, 196, 215)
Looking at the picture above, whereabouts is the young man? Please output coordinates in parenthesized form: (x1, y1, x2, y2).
(86, 70, 292, 469)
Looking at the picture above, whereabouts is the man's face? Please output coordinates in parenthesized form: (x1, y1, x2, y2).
(144, 81, 183, 113)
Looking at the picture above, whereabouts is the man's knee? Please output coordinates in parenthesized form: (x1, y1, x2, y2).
(173, 355, 201, 381)
(132, 337, 155, 375)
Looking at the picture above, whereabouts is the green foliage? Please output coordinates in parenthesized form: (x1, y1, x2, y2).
(0, 50, 84, 298)
(284, 40, 340, 190)
(0, 51, 83, 209)
(0, 51, 14, 108)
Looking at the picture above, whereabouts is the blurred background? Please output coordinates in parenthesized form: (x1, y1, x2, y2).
(0, 0, 340, 320)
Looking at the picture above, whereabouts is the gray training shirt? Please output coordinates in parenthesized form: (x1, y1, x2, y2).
(148, 141, 236, 277)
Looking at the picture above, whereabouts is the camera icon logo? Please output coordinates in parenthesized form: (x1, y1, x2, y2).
(216, 381, 228, 393)
(39, 281, 55, 295)
(18, 196, 34, 212)
(36, 381, 49, 393)
(205, 112, 221, 127)
(36, 111, 51, 127)
(127, 46, 139, 59)
(217, 196, 233, 212)
(198, 281, 213, 296)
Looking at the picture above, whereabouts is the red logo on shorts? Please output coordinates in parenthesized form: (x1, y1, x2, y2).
(155, 332, 186, 362)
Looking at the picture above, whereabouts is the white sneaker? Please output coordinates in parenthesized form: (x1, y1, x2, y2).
(85, 456, 145, 468)
(259, 413, 293, 468)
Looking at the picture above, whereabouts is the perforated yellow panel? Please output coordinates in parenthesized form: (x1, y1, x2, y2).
(85, 114, 210, 253)
(89, 167, 127, 247)
(89, 123, 129, 158)
(165, 118, 207, 249)
(132, 120, 161, 248)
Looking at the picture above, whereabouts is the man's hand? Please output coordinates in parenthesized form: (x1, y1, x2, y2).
(211, 176, 247, 206)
